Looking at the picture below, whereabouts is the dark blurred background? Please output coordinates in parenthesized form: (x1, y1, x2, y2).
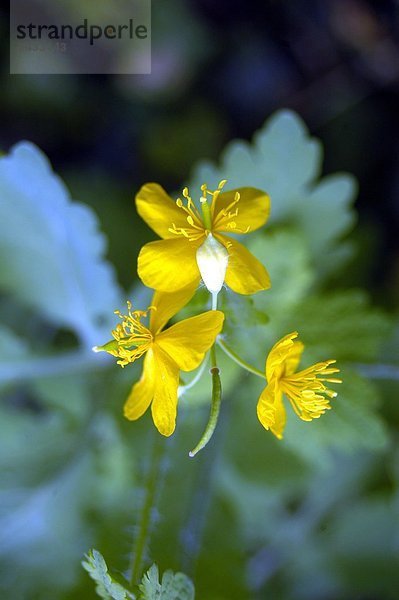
(2, 0, 398, 300)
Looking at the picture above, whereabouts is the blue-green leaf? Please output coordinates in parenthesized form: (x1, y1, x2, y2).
(139, 564, 195, 600)
(0, 142, 122, 346)
(189, 109, 357, 276)
(82, 549, 135, 600)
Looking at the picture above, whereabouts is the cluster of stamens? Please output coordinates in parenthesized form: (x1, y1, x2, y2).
(168, 187, 205, 241)
(168, 180, 250, 241)
(111, 301, 153, 367)
(281, 360, 341, 421)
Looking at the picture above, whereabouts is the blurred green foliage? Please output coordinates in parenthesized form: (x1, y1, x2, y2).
(0, 111, 397, 600)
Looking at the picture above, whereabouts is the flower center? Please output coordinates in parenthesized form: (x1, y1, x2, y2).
(109, 301, 153, 367)
(168, 180, 246, 241)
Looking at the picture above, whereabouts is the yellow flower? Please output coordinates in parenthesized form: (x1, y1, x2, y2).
(136, 180, 271, 295)
(93, 284, 224, 436)
(257, 332, 341, 439)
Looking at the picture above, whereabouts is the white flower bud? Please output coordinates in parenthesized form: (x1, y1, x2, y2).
(196, 233, 229, 294)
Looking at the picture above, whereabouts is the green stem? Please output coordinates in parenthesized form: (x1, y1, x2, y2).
(217, 338, 265, 379)
(200, 197, 212, 230)
(129, 432, 164, 587)
(211, 292, 218, 311)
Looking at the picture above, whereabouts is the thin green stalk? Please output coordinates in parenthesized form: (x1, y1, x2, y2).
(217, 338, 265, 379)
(211, 292, 218, 311)
(178, 354, 209, 396)
(129, 432, 165, 587)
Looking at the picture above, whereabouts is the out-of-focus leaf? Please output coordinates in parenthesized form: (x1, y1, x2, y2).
(278, 290, 391, 363)
(82, 549, 135, 600)
(0, 142, 121, 347)
(139, 564, 194, 600)
(0, 442, 93, 594)
(223, 229, 313, 354)
(249, 230, 314, 317)
(0, 325, 28, 359)
(0, 325, 30, 390)
(189, 110, 357, 276)
(32, 373, 94, 421)
(0, 401, 134, 598)
(324, 496, 399, 598)
(283, 370, 388, 466)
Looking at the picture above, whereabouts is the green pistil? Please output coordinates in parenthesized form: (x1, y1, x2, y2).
(200, 197, 212, 231)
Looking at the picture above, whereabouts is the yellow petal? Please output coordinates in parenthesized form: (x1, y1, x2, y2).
(123, 349, 155, 421)
(136, 183, 190, 239)
(256, 378, 286, 439)
(151, 345, 180, 436)
(155, 310, 224, 371)
(265, 332, 302, 381)
(284, 340, 305, 376)
(217, 235, 271, 295)
(149, 283, 198, 335)
(212, 187, 270, 234)
(138, 238, 201, 292)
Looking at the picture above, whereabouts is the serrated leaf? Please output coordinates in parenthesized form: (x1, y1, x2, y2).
(139, 563, 194, 600)
(139, 565, 162, 599)
(83, 549, 135, 600)
(0, 142, 121, 347)
(189, 109, 357, 276)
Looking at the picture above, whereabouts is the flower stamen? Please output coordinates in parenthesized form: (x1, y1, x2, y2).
(167, 188, 205, 241)
(213, 190, 251, 233)
(108, 301, 153, 367)
(281, 360, 341, 421)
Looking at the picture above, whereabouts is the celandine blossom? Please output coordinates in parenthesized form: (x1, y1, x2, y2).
(257, 332, 341, 439)
(135, 180, 271, 295)
(94, 285, 224, 436)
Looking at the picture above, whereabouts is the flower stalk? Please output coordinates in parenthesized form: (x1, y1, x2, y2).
(129, 432, 165, 586)
(217, 337, 265, 378)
